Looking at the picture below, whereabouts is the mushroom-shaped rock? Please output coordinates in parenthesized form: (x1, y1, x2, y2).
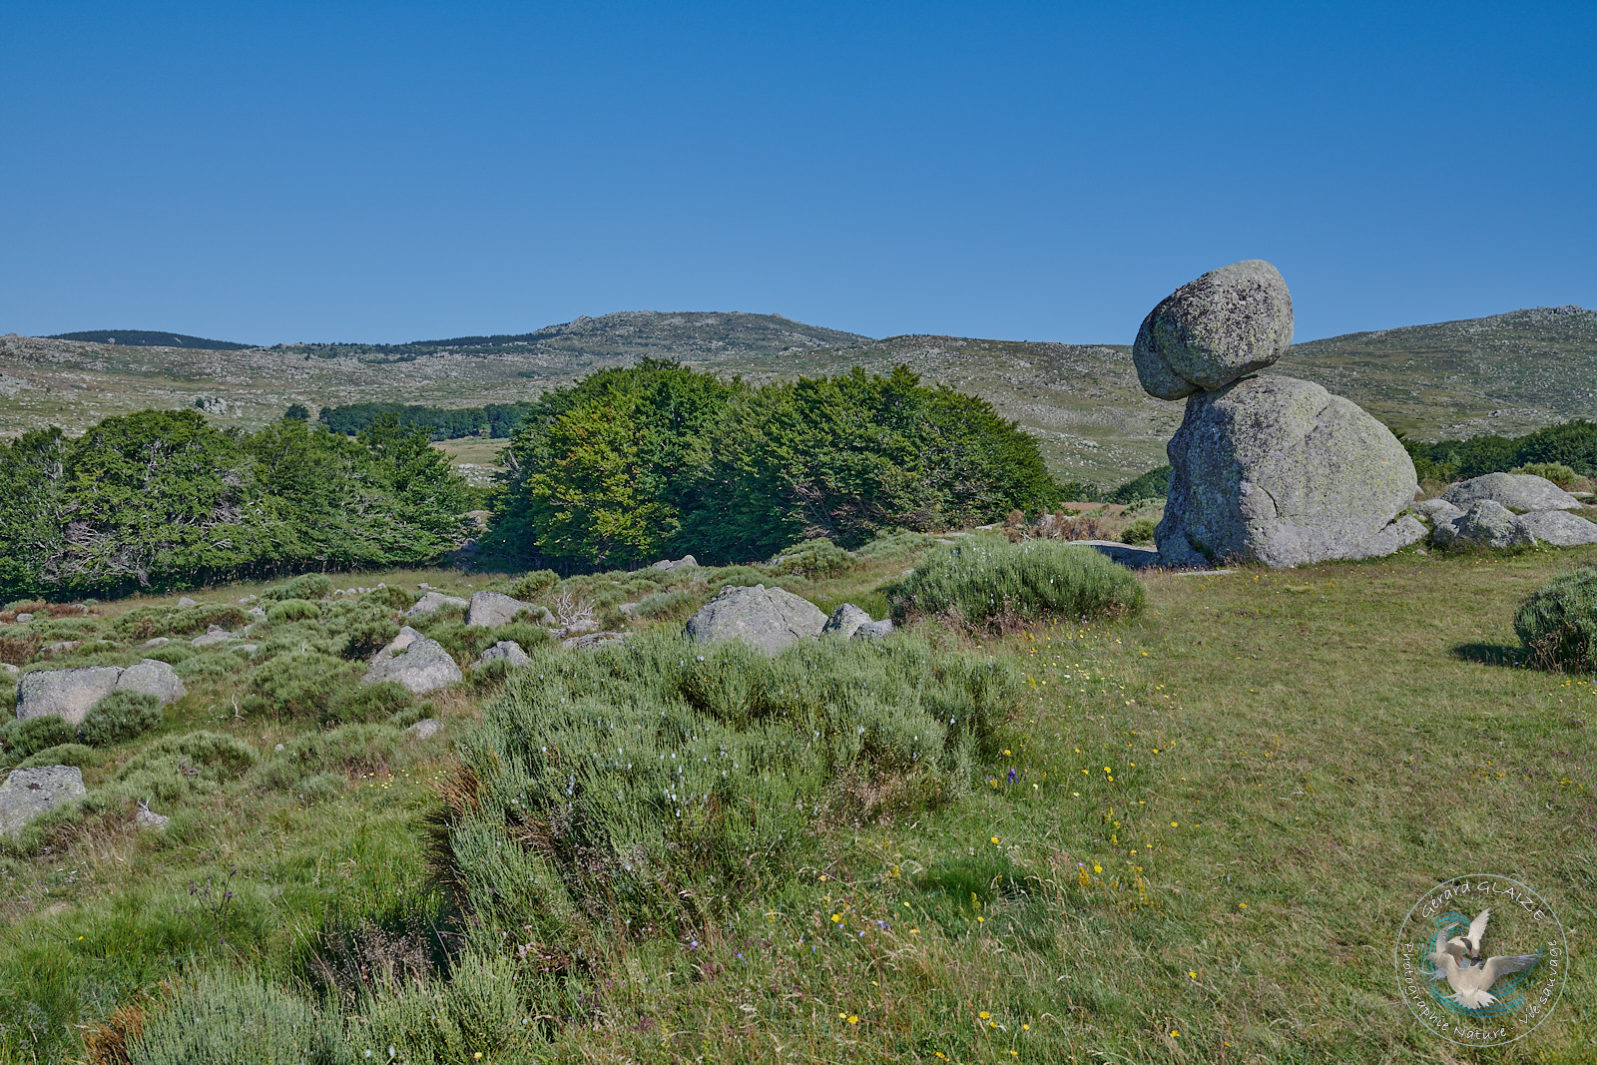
(15, 667, 123, 728)
(467, 591, 535, 628)
(406, 591, 469, 618)
(0, 766, 87, 838)
(1133, 259, 1294, 400)
(684, 584, 826, 654)
(1157, 375, 1424, 568)
(363, 627, 462, 694)
(1442, 473, 1580, 513)
(115, 659, 186, 705)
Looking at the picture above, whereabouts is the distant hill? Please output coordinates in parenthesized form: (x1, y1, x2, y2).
(6, 305, 1595, 487)
(47, 330, 253, 350)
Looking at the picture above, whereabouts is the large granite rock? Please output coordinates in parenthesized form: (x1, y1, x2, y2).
(684, 584, 827, 654)
(1512, 509, 1597, 547)
(467, 591, 535, 628)
(115, 659, 186, 705)
(363, 627, 462, 694)
(1431, 500, 1533, 550)
(1157, 375, 1424, 568)
(1442, 473, 1580, 513)
(406, 591, 469, 618)
(15, 667, 122, 727)
(0, 766, 86, 837)
(1132, 260, 1294, 400)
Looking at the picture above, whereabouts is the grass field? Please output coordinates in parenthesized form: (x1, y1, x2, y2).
(1, 543, 1593, 1062)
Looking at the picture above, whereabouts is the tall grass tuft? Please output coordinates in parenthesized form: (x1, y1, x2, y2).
(1514, 565, 1597, 672)
(890, 537, 1145, 630)
(124, 968, 339, 1064)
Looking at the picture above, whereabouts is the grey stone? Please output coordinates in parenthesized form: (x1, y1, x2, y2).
(477, 640, 530, 667)
(1132, 260, 1294, 399)
(141, 637, 171, 648)
(822, 603, 872, 639)
(555, 619, 600, 638)
(406, 718, 443, 741)
(853, 619, 895, 640)
(1156, 375, 1422, 568)
(650, 554, 699, 571)
(15, 667, 122, 727)
(14, 613, 33, 623)
(191, 626, 235, 647)
(1410, 497, 1464, 525)
(239, 643, 260, 656)
(684, 584, 826, 654)
(467, 591, 534, 628)
(1442, 472, 1580, 513)
(0, 766, 86, 837)
(176, 597, 198, 608)
(363, 627, 462, 695)
(1432, 500, 1533, 549)
(406, 591, 469, 618)
(562, 631, 628, 651)
(136, 800, 170, 831)
(43, 641, 80, 655)
(247, 606, 267, 619)
(237, 595, 258, 605)
(1514, 509, 1597, 547)
(116, 659, 186, 705)
(1, 663, 17, 676)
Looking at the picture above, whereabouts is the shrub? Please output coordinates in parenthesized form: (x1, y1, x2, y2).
(326, 681, 412, 726)
(260, 573, 334, 602)
(890, 538, 1146, 630)
(769, 538, 855, 579)
(0, 632, 41, 665)
(1515, 567, 1597, 673)
(352, 951, 540, 1062)
(125, 967, 338, 1064)
(16, 742, 96, 770)
(265, 598, 321, 624)
(324, 599, 401, 660)
(78, 690, 163, 747)
(633, 589, 696, 620)
(140, 643, 196, 666)
(0, 715, 76, 763)
(175, 650, 248, 679)
(1109, 465, 1171, 504)
(508, 569, 560, 600)
(856, 530, 936, 559)
(242, 652, 355, 718)
(1121, 516, 1158, 544)
(363, 584, 416, 611)
(1513, 461, 1579, 489)
(110, 731, 259, 805)
(112, 604, 249, 641)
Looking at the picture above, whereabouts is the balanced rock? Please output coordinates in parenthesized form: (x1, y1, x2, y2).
(1511, 509, 1597, 547)
(115, 659, 186, 705)
(1133, 260, 1294, 400)
(1431, 500, 1532, 550)
(363, 627, 462, 694)
(822, 603, 872, 639)
(684, 584, 826, 654)
(1158, 375, 1424, 567)
(0, 766, 86, 837)
(406, 591, 468, 618)
(1442, 473, 1579, 513)
(477, 640, 529, 667)
(15, 666, 122, 727)
(467, 591, 534, 628)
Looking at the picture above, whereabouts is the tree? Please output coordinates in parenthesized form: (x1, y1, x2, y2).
(284, 403, 310, 421)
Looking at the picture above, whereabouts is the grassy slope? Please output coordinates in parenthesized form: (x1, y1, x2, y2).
(7, 306, 1594, 486)
(2, 545, 1594, 1063)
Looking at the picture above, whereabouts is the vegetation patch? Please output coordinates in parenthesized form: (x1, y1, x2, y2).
(1515, 565, 1597, 672)
(891, 538, 1146, 630)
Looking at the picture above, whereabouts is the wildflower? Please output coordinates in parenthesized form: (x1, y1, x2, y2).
(979, 1010, 991, 1019)
(847, 1014, 859, 1024)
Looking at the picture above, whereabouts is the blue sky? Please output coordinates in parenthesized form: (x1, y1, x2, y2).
(2, 1, 1592, 345)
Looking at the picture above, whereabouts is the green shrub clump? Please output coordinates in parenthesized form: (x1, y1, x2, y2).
(261, 573, 334, 602)
(443, 632, 1017, 949)
(78, 690, 163, 746)
(1512, 461, 1580, 489)
(265, 598, 322, 624)
(1, 715, 77, 764)
(111, 731, 259, 805)
(1121, 516, 1158, 545)
(242, 652, 355, 718)
(769, 538, 855, 579)
(126, 967, 338, 1064)
(1515, 566, 1597, 672)
(890, 538, 1145, 630)
(324, 599, 401, 660)
(508, 569, 560, 600)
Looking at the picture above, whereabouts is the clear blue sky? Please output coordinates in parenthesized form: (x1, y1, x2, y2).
(2, 1, 1592, 346)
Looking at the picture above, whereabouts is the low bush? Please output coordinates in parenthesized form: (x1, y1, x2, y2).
(242, 652, 356, 718)
(265, 598, 321, 624)
(0, 715, 76, 763)
(1121, 516, 1159, 545)
(0, 632, 42, 665)
(110, 731, 259, 806)
(855, 529, 936, 560)
(112, 604, 249, 641)
(1512, 461, 1580, 489)
(260, 573, 334, 602)
(175, 650, 249, 679)
(632, 589, 696, 620)
(890, 538, 1146, 630)
(326, 681, 412, 725)
(508, 569, 560, 600)
(323, 600, 401, 661)
(442, 632, 1017, 949)
(351, 951, 541, 1062)
(125, 967, 338, 1064)
(16, 742, 96, 770)
(363, 584, 416, 612)
(78, 690, 164, 747)
(1515, 566, 1597, 672)
(769, 538, 855, 579)
(140, 643, 196, 666)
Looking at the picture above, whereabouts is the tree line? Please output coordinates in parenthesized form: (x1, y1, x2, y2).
(1402, 419, 1597, 483)
(317, 402, 535, 440)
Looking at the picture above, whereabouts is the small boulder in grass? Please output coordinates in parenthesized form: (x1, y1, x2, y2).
(0, 765, 86, 838)
(477, 640, 530, 667)
(467, 591, 536, 628)
(364, 627, 462, 695)
(684, 584, 826, 654)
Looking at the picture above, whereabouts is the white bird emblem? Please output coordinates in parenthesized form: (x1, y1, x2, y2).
(1428, 908, 1543, 1010)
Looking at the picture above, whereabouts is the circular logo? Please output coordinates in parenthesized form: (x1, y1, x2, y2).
(1394, 874, 1568, 1047)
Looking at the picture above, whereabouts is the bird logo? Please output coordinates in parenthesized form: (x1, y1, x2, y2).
(1426, 908, 1544, 1010)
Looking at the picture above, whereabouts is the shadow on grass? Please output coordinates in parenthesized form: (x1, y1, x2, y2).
(1452, 642, 1525, 668)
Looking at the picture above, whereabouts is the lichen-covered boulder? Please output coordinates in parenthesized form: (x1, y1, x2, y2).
(15, 667, 122, 727)
(363, 627, 462, 694)
(822, 603, 872, 639)
(1442, 473, 1579, 513)
(853, 619, 895, 640)
(1409, 497, 1464, 526)
(466, 591, 535, 629)
(1132, 260, 1294, 400)
(1513, 509, 1597, 547)
(406, 591, 468, 618)
(0, 766, 86, 837)
(684, 584, 826, 654)
(1431, 500, 1533, 550)
(115, 659, 186, 705)
(477, 640, 530, 667)
(1157, 375, 1423, 568)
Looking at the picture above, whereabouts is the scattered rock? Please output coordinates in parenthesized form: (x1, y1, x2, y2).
(1514, 509, 1597, 547)
(1410, 497, 1464, 525)
(363, 627, 462, 694)
(1, 664, 17, 676)
(116, 659, 186, 705)
(477, 640, 530, 667)
(43, 641, 80, 655)
(1132, 259, 1294, 400)
(15, 666, 122, 727)
(406, 591, 469, 618)
(1442, 472, 1580, 513)
(562, 631, 628, 651)
(555, 619, 600, 638)
(1432, 500, 1533, 550)
(237, 595, 258, 605)
(239, 643, 260, 656)
(0, 766, 87, 837)
(650, 554, 699, 571)
(467, 591, 535, 628)
(684, 584, 827, 654)
(247, 607, 267, 619)
(136, 800, 170, 831)
(853, 619, 895, 640)
(191, 626, 236, 647)
(15, 613, 33, 624)
(141, 637, 171, 648)
(177, 597, 198, 608)
(406, 718, 443, 740)
(1156, 375, 1423, 568)
(822, 604, 872, 639)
